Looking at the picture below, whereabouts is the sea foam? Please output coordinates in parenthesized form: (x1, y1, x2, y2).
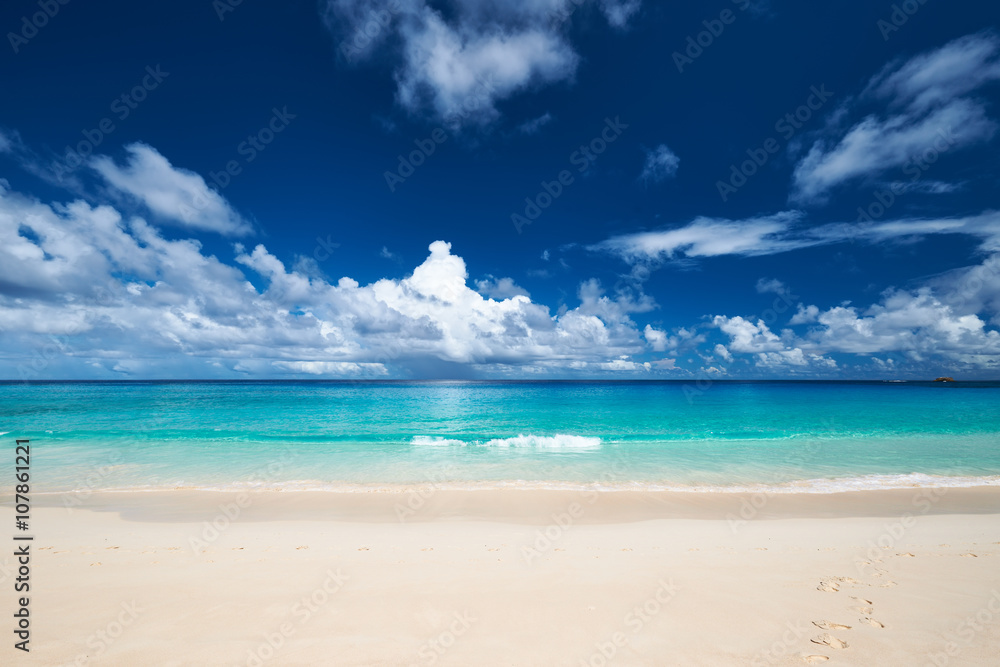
(410, 434, 601, 450)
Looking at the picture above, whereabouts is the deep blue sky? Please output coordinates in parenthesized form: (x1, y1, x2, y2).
(2, 0, 999, 379)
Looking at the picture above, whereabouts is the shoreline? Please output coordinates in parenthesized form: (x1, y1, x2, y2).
(14, 485, 1000, 524)
(25, 471, 1000, 496)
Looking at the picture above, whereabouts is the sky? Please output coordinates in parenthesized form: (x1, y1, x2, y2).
(1, 0, 999, 380)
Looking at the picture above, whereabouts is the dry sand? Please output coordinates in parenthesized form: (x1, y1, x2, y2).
(2, 488, 999, 665)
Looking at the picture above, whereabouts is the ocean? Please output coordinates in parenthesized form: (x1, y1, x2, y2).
(3, 380, 1000, 494)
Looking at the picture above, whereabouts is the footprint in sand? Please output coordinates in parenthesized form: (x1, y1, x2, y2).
(852, 606, 874, 616)
(896, 552, 915, 557)
(803, 656, 830, 664)
(850, 596, 873, 605)
(961, 553, 978, 558)
(860, 617, 885, 628)
(296, 546, 308, 550)
(358, 547, 370, 551)
(811, 633, 848, 649)
(817, 580, 840, 593)
(813, 621, 852, 631)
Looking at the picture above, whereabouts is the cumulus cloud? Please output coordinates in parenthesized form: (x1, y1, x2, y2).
(789, 303, 819, 325)
(323, 0, 637, 126)
(712, 284, 1000, 372)
(755, 278, 790, 297)
(475, 275, 530, 299)
(643, 324, 667, 351)
(0, 179, 660, 379)
(713, 343, 732, 361)
(639, 144, 679, 185)
(91, 143, 252, 236)
(803, 290, 1000, 363)
(711, 315, 837, 371)
(792, 32, 1000, 204)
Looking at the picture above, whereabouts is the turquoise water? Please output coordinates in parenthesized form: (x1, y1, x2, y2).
(2, 381, 999, 493)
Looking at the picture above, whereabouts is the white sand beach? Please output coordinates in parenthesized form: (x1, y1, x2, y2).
(3, 488, 999, 665)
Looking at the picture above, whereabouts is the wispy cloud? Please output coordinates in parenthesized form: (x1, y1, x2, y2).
(590, 211, 807, 263)
(593, 210, 1000, 264)
(791, 32, 1000, 204)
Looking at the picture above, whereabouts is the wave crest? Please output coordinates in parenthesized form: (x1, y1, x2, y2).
(410, 434, 601, 450)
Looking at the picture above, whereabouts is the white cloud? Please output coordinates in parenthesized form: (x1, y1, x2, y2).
(644, 324, 667, 351)
(475, 275, 530, 299)
(713, 343, 732, 361)
(712, 284, 1000, 371)
(755, 278, 789, 297)
(0, 179, 662, 378)
(711, 316, 838, 371)
(396, 15, 575, 126)
(594, 209, 1000, 265)
(792, 32, 1000, 203)
(754, 349, 837, 370)
(591, 211, 807, 263)
(792, 102, 993, 204)
(639, 144, 680, 185)
(865, 32, 1000, 113)
(712, 316, 785, 353)
(272, 361, 388, 375)
(813, 210, 1000, 252)
(789, 303, 819, 325)
(91, 143, 252, 236)
(323, 0, 636, 126)
(598, 358, 650, 371)
(931, 254, 1000, 325)
(804, 290, 1000, 362)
